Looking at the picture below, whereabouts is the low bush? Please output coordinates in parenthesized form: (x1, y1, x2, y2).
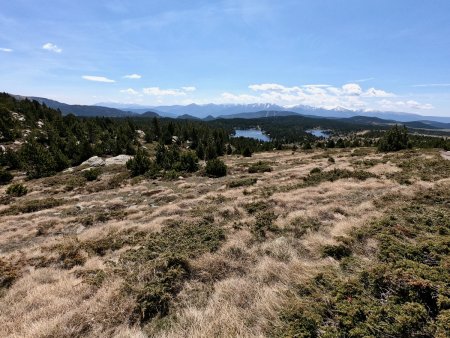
(0, 167, 13, 185)
(0, 197, 63, 215)
(242, 147, 252, 157)
(285, 217, 323, 238)
(6, 183, 28, 197)
(248, 161, 272, 173)
(275, 185, 450, 337)
(0, 258, 21, 291)
(227, 177, 257, 188)
(205, 159, 227, 177)
(302, 168, 377, 188)
(321, 243, 352, 260)
(244, 200, 270, 214)
(252, 210, 278, 239)
(309, 167, 322, 175)
(82, 168, 101, 181)
(54, 238, 87, 269)
(119, 219, 225, 322)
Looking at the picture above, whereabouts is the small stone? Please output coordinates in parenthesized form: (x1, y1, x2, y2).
(76, 225, 85, 234)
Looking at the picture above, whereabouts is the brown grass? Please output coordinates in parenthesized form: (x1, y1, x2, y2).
(1, 147, 448, 337)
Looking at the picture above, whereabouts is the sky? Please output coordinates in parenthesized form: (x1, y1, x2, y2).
(1, 0, 450, 116)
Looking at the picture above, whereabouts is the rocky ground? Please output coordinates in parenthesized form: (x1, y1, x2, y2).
(1, 147, 449, 337)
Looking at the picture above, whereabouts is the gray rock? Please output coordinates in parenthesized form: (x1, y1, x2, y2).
(81, 156, 105, 167)
(105, 154, 133, 166)
(76, 225, 86, 234)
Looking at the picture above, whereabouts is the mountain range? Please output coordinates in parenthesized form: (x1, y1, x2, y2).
(10, 94, 450, 127)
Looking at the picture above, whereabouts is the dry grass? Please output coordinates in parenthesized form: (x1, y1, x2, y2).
(0, 147, 448, 337)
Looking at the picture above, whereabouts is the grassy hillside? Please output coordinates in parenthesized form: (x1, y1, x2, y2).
(1, 146, 449, 337)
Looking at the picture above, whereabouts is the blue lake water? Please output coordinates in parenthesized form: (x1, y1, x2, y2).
(306, 129, 330, 138)
(233, 129, 270, 142)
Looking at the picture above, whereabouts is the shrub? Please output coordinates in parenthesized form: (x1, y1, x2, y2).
(242, 147, 252, 157)
(162, 169, 180, 180)
(253, 210, 278, 239)
(176, 151, 199, 173)
(0, 167, 13, 185)
(248, 161, 272, 173)
(310, 167, 322, 175)
(227, 177, 257, 188)
(302, 142, 312, 150)
(205, 159, 227, 177)
(126, 149, 151, 177)
(328, 157, 335, 163)
(0, 258, 21, 290)
(120, 220, 225, 321)
(0, 197, 63, 215)
(321, 244, 352, 260)
(54, 238, 86, 269)
(302, 168, 377, 188)
(82, 168, 101, 181)
(6, 183, 28, 197)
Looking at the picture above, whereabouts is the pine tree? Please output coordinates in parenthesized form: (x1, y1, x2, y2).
(126, 148, 151, 177)
(242, 147, 252, 157)
(378, 125, 410, 152)
(205, 141, 217, 161)
(20, 139, 57, 179)
(196, 143, 205, 160)
(151, 117, 161, 141)
(226, 144, 233, 155)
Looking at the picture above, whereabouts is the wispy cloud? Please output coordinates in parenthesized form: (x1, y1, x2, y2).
(142, 86, 195, 96)
(82, 75, 115, 83)
(120, 88, 139, 95)
(181, 86, 196, 92)
(354, 77, 375, 83)
(380, 99, 434, 110)
(412, 83, 450, 87)
(42, 42, 62, 53)
(124, 74, 142, 79)
(0, 47, 13, 52)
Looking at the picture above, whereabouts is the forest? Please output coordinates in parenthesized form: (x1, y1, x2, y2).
(1, 93, 450, 183)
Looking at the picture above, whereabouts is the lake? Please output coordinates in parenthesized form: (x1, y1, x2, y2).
(306, 129, 330, 138)
(233, 129, 271, 142)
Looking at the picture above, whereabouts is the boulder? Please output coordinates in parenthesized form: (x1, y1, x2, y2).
(105, 155, 133, 166)
(81, 156, 105, 167)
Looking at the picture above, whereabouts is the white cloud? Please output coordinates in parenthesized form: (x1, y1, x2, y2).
(342, 83, 362, 96)
(181, 86, 197, 92)
(412, 83, 450, 87)
(142, 86, 197, 96)
(211, 82, 428, 112)
(221, 92, 262, 104)
(363, 88, 395, 97)
(42, 43, 62, 53)
(0, 48, 12, 52)
(354, 77, 375, 83)
(82, 75, 116, 83)
(143, 87, 186, 96)
(120, 88, 139, 95)
(124, 74, 142, 79)
(380, 99, 434, 110)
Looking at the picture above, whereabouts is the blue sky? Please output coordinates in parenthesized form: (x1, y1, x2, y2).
(1, 0, 449, 115)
